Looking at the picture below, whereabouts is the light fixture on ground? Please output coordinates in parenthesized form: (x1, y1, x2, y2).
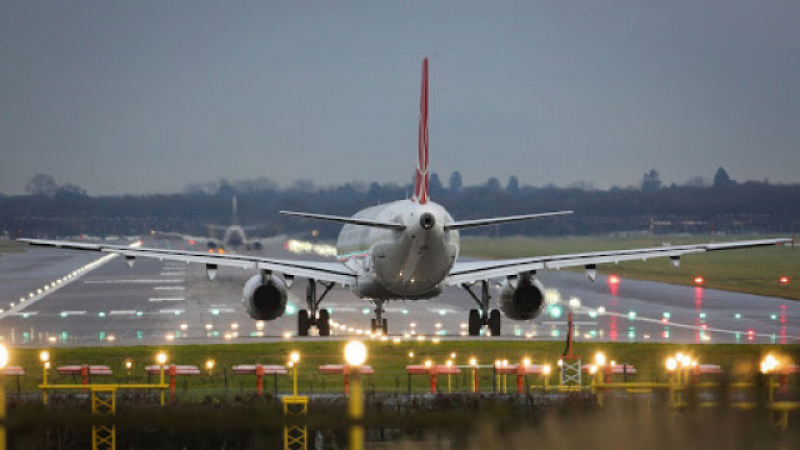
(343, 341, 367, 450)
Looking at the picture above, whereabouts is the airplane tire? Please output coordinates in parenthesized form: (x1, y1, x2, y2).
(381, 318, 388, 336)
(370, 318, 377, 334)
(488, 309, 501, 337)
(318, 309, 331, 336)
(298, 310, 310, 336)
(468, 309, 481, 336)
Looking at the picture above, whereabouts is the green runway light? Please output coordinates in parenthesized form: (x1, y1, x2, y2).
(98, 312, 106, 318)
(137, 331, 143, 339)
(663, 312, 671, 319)
(99, 332, 106, 341)
(770, 314, 777, 320)
(590, 330, 597, 337)
(402, 309, 409, 315)
(22, 313, 30, 319)
(174, 310, 181, 316)
(588, 310, 598, 319)
(61, 331, 68, 342)
(771, 334, 776, 343)
(211, 309, 220, 316)
(175, 331, 181, 338)
(439, 310, 446, 316)
(362, 308, 370, 315)
(136, 311, 143, 317)
(699, 312, 706, 319)
(735, 313, 742, 319)
(60, 312, 67, 318)
(735, 332, 741, 341)
(628, 311, 636, 320)
(286, 303, 296, 315)
(549, 305, 562, 318)
(551, 329, 560, 337)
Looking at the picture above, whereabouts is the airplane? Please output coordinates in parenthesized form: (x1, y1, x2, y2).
(20, 58, 789, 337)
(154, 195, 265, 251)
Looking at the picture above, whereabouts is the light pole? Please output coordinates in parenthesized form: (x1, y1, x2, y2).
(0, 344, 8, 450)
(289, 351, 300, 396)
(156, 352, 168, 406)
(40, 350, 50, 405)
(469, 357, 478, 393)
(344, 341, 367, 450)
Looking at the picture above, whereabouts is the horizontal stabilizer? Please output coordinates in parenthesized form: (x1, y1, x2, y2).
(444, 210, 573, 231)
(280, 211, 406, 231)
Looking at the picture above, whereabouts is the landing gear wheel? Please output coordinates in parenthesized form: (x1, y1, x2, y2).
(318, 309, 330, 336)
(370, 318, 377, 334)
(381, 318, 388, 336)
(298, 310, 310, 336)
(468, 309, 481, 336)
(488, 309, 501, 337)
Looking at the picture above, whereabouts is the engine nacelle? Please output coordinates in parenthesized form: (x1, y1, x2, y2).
(498, 277, 545, 321)
(242, 273, 288, 320)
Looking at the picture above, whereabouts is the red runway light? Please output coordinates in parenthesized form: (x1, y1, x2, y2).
(189, 240, 196, 245)
(694, 276, 705, 285)
(608, 275, 621, 285)
(780, 276, 789, 285)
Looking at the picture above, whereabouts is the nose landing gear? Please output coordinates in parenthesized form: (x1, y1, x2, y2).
(370, 300, 388, 335)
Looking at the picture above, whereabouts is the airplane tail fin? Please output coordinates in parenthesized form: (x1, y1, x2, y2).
(412, 58, 430, 204)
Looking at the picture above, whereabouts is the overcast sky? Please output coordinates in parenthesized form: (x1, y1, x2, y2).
(1, 1, 798, 195)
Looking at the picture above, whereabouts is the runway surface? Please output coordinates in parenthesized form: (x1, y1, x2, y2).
(0, 237, 797, 347)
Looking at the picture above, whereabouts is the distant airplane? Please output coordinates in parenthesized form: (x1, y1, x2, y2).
(154, 195, 265, 251)
(21, 59, 790, 337)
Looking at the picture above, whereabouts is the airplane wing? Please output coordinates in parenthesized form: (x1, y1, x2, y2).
(446, 238, 791, 285)
(19, 239, 357, 286)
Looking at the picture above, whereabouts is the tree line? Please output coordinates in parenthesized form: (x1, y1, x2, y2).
(2, 169, 798, 239)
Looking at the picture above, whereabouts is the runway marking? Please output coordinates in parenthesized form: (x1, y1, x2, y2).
(159, 309, 185, 315)
(109, 310, 137, 315)
(84, 279, 184, 284)
(160, 272, 185, 276)
(60, 310, 87, 316)
(149, 297, 185, 302)
(209, 307, 235, 313)
(8, 311, 38, 316)
(154, 286, 185, 291)
(541, 321, 599, 326)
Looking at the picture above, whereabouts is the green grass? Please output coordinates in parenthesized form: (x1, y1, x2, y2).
(461, 235, 800, 301)
(3, 341, 797, 397)
(0, 239, 26, 256)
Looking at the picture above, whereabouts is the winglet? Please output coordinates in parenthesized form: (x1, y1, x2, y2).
(412, 57, 430, 204)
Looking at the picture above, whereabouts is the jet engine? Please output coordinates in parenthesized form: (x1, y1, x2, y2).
(242, 273, 288, 320)
(498, 276, 545, 320)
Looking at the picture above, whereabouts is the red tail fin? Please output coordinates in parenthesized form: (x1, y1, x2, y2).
(413, 58, 430, 204)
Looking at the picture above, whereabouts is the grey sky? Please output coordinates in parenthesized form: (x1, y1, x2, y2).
(1, 1, 798, 195)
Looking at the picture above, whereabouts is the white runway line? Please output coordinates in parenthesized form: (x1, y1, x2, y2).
(148, 297, 185, 302)
(60, 310, 87, 316)
(160, 272, 185, 276)
(84, 279, 184, 284)
(154, 286, 185, 291)
(159, 309, 185, 315)
(109, 310, 137, 315)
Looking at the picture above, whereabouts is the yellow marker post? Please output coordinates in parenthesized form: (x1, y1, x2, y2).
(40, 351, 50, 405)
(0, 344, 8, 450)
(156, 352, 167, 406)
(345, 341, 367, 450)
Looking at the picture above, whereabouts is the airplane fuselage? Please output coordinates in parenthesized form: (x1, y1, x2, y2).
(336, 199, 459, 300)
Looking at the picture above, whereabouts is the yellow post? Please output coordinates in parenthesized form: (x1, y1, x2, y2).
(0, 385, 5, 450)
(349, 371, 363, 450)
(42, 362, 49, 405)
(293, 365, 298, 397)
(159, 365, 165, 406)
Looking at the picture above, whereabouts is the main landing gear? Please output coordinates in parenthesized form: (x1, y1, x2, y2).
(298, 279, 335, 337)
(370, 300, 388, 336)
(462, 280, 501, 337)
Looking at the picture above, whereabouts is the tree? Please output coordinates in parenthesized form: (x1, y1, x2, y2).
(506, 175, 520, 194)
(713, 167, 736, 187)
(429, 172, 443, 197)
(448, 171, 463, 192)
(26, 173, 58, 198)
(487, 177, 501, 192)
(641, 169, 662, 192)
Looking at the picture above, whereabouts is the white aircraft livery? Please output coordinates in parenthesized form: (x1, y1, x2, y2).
(20, 58, 790, 337)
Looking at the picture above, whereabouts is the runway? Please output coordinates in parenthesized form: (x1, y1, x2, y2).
(0, 237, 797, 346)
